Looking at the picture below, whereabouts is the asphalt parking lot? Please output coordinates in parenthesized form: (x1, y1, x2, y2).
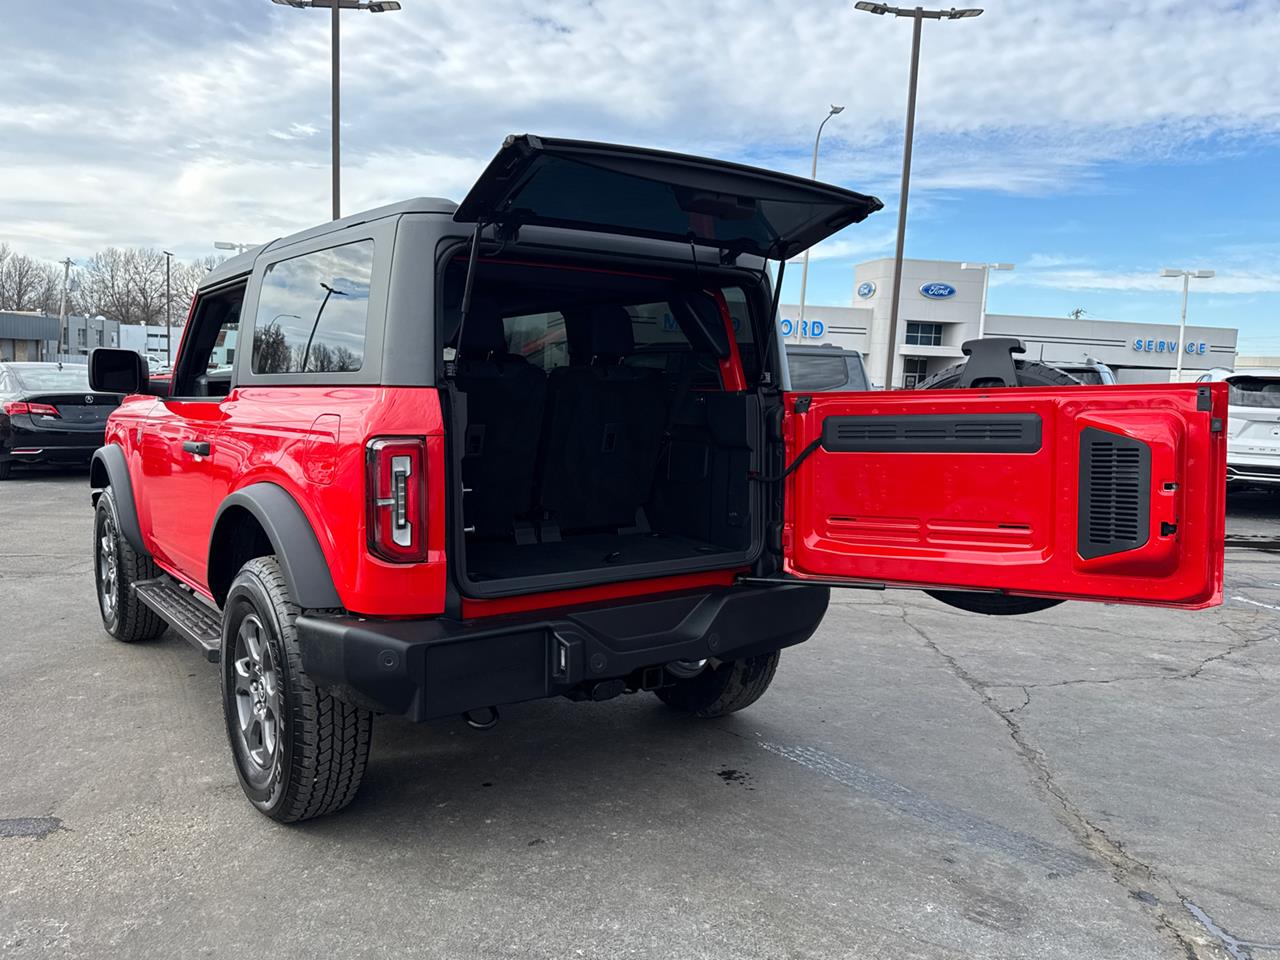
(1, 470, 1277, 960)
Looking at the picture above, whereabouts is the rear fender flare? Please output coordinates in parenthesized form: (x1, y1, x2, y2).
(90, 445, 148, 557)
(209, 483, 342, 610)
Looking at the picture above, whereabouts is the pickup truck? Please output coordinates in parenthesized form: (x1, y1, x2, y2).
(87, 135, 1228, 822)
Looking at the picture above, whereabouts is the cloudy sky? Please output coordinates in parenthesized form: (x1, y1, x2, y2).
(3, 0, 1278, 349)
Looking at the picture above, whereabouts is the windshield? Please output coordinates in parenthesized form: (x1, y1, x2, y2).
(12, 365, 91, 392)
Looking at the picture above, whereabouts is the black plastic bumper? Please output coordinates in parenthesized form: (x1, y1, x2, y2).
(296, 583, 830, 721)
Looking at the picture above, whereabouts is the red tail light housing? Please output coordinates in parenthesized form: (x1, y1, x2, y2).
(3, 401, 60, 418)
(366, 437, 428, 563)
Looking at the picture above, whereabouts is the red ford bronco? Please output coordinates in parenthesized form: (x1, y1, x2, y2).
(88, 136, 1228, 822)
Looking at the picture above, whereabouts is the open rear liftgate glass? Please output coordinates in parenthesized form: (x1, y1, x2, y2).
(780, 383, 1228, 610)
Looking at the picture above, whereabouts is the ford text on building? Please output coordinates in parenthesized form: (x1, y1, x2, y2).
(781, 257, 1238, 388)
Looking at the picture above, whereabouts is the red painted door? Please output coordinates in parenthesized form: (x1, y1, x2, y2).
(781, 383, 1227, 609)
(140, 398, 230, 589)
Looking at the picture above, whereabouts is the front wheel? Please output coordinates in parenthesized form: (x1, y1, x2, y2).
(94, 488, 166, 642)
(221, 556, 372, 823)
(654, 650, 781, 718)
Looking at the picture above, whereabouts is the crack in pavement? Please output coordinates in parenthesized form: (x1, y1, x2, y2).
(1184, 901, 1280, 960)
(898, 606, 1240, 960)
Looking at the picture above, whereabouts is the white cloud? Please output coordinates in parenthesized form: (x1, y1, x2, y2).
(0, 0, 1277, 262)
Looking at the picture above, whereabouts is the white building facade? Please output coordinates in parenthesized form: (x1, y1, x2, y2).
(781, 257, 1239, 387)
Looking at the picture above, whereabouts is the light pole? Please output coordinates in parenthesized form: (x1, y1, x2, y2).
(855, 2, 982, 388)
(163, 251, 174, 367)
(58, 257, 73, 358)
(961, 261, 1013, 339)
(1160, 267, 1215, 381)
(214, 241, 258, 255)
(270, 0, 402, 221)
(797, 105, 845, 331)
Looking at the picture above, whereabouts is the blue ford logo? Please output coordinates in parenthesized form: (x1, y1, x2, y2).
(919, 282, 956, 300)
(857, 281, 876, 299)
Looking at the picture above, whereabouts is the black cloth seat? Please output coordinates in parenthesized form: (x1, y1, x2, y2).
(537, 305, 668, 532)
(453, 299, 546, 538)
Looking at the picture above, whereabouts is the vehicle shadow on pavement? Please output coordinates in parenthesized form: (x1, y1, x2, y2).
(306, 696, 758, 837)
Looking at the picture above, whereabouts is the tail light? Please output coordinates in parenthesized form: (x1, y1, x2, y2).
(366, 437, 428, 562)
(3, 401, 60, 418)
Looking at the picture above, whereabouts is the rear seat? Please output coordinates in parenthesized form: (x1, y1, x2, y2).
(536, 305, 669, 532)
(453, 298, 547, 538)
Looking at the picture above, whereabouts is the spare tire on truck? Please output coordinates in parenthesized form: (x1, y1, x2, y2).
(916, 338, 1077, 616)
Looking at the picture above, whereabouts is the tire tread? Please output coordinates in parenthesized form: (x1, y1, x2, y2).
(233, 557, 371, 823)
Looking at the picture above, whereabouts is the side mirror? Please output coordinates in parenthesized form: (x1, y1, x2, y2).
(89, 348, 149, 396)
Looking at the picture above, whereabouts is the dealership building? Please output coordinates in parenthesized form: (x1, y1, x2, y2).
(781, 257, 1239, 388)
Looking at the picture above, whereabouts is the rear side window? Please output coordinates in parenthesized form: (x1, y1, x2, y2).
(252, 240, 374, 374)
(788, 354, 850, 391)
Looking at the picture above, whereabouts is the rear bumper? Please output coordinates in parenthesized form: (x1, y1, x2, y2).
(1226, 456, 1280, 485)
(4, 422, 104, 461)
(296, 583, 830, 721)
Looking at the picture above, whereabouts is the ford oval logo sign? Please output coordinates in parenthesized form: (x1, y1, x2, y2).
(919, 282, 956, 300)
(857, 281, 876, 299)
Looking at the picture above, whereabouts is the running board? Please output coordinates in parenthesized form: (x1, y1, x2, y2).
(133, 577, 222, 663)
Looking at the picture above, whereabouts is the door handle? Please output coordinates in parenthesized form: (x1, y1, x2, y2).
(182, 440, 211, 456)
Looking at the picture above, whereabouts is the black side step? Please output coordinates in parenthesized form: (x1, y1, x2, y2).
(134, 577, 222, 663)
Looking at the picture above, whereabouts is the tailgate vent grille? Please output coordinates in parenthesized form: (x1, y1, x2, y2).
(823, 414, 1041, 453)
(1078, 427, 1150, 559)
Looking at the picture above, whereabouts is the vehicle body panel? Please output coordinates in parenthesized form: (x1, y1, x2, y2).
(781, 383, 1226, 609)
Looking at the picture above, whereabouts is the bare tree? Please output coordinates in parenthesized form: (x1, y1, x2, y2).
(0, 248, 49, 312)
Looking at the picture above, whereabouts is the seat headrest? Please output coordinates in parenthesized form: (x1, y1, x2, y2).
(585, 304, 635, 361)
(458, 295, 507, 359)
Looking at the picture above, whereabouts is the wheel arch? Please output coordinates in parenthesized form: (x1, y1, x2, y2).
(208, 483, 343, 610)
(90, 444, 148, 557)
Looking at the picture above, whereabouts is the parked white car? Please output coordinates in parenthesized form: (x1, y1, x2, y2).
(1199, 367, 1280, 488)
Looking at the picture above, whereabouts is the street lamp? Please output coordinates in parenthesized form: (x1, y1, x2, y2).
(270, 0, 403, 221)
(796, 105, 845, 331)
(214, 241, 259, 254)
(1160, 267, 1215, 381)
(855, 2, 983, 388)
(961, 261, 1013, 339)
(163, 251, 174, 366)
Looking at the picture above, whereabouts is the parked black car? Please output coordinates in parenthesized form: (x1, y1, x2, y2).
(0, 362, 121, 479)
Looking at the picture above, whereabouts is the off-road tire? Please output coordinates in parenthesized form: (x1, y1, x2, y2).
(919, 356, 1074, 615)
(654, 650, 781, 718)
(916, 358, 1082, 390)
(94, 487, 166, 642)
(0, 459, 12, 480)
(221, 556, 372, 823)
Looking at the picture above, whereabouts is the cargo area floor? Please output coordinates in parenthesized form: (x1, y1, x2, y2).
(465, 532, 732, 583)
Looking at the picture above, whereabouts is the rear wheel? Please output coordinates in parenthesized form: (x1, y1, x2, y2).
(0, 459, 11, 480)
(221, 556, 372, 823)
(654, 650, 780, 718)
(919, 355, 1074, 615)
(94, 488, 166, 642)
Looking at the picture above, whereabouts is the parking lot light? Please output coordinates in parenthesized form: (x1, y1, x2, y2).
(962, 261, 1014, 339)
(1160, 267, 1216, 381)
(797, 105, 846, 332)
(855, 2, 985, 388)
(269, 0, 402, 221)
